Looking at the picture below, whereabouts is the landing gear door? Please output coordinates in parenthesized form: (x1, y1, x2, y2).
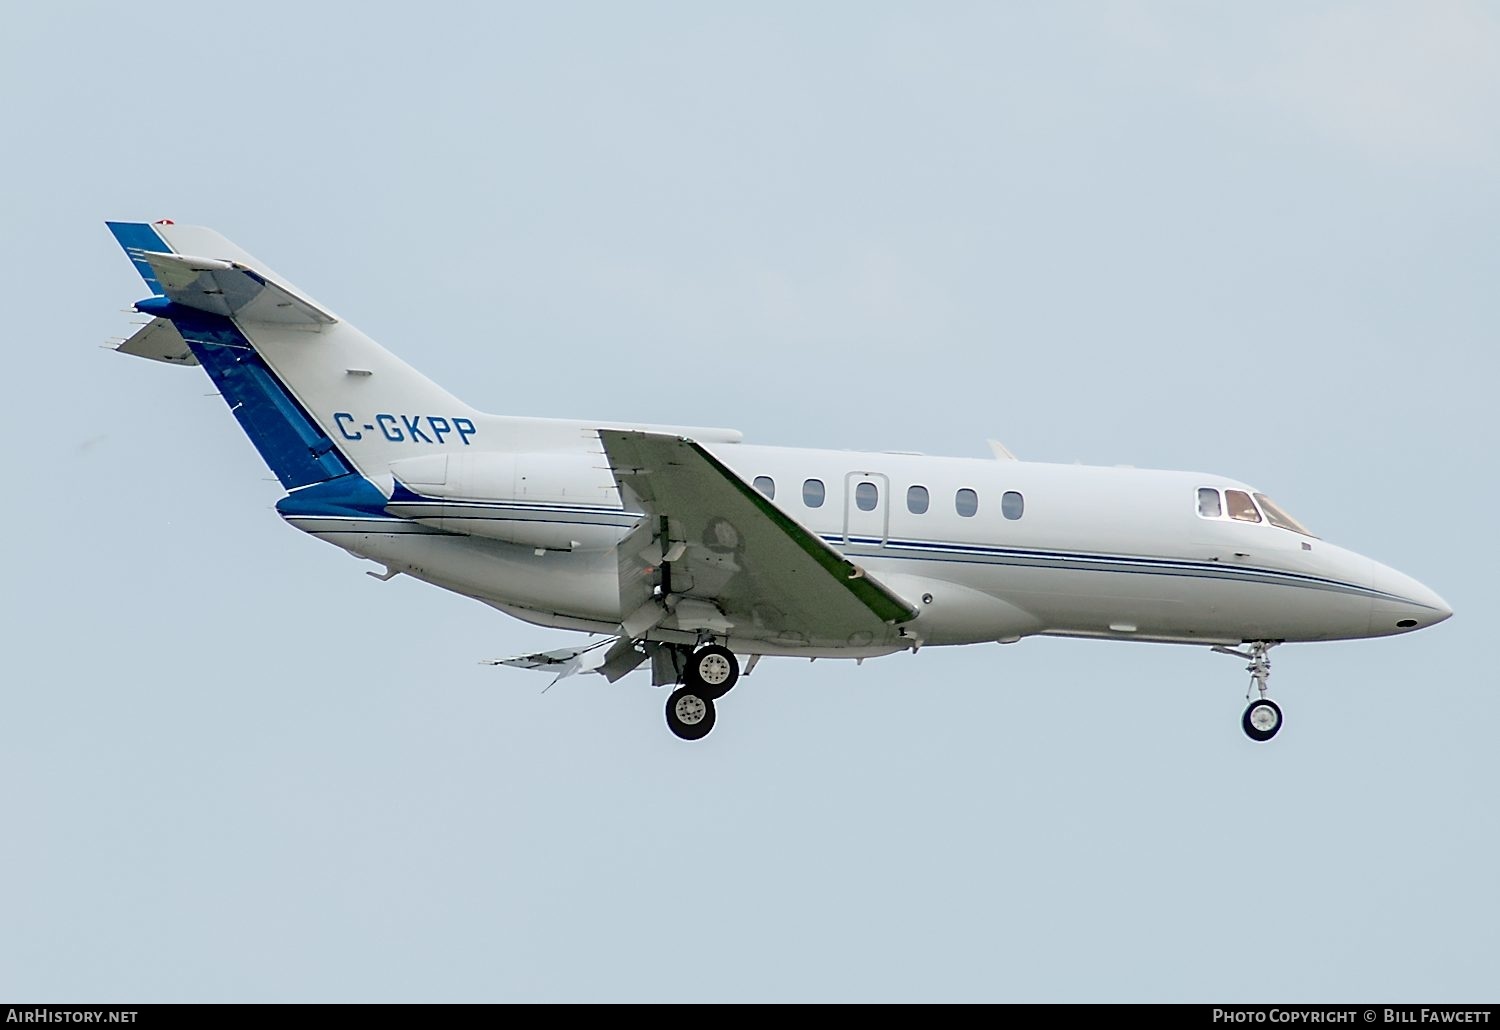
(842, 471, 890, 548)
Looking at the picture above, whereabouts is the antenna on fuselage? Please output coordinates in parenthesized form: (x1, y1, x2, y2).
(987, 439, 1019, 461)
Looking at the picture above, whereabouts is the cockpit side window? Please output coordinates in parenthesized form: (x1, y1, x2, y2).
(1225, 489, 1262, 523)
(1254, 493, 1317, 537)
(1197, 487, 1223, 518)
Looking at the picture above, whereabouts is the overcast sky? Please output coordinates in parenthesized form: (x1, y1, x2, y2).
(2, 1, 1496, 1002)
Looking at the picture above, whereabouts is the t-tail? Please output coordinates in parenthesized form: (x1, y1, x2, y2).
(107, 220, 536, 523)
(107, 221, 743, 525)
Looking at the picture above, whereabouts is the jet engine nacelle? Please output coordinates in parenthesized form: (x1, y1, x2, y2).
(386, 451, 627, 552)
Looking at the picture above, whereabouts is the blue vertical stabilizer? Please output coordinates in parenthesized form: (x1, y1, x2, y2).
(108, 223, 353, 490)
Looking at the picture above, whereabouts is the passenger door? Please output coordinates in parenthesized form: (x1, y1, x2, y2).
(842, 471, 890, 548)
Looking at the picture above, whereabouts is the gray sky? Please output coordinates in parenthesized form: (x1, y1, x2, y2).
(2, 1, 1496, 1002)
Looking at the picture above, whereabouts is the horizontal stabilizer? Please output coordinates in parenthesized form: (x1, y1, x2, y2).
(137, 250, 336, 326)
(115, 317, 198, 366)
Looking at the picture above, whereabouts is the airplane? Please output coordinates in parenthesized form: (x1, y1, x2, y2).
(105, 220, 1452, 743)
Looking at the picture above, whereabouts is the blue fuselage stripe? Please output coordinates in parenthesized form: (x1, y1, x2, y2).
(327, 499, 1415, 606)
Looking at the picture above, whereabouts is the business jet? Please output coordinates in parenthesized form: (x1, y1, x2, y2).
(105, 220, 1451, 743)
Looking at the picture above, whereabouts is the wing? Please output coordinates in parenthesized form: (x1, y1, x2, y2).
(481, 639, 617, 688)
(483, 644, 605, 671)
(599, 430, 917, 648)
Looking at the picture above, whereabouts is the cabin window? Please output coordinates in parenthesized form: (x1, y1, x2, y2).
(803, 478, 825, 508)
(907, 485, 930, 514)
(955, 488, 978, 518)
(1254, 493, 1316, 537)
(855, 481, 878, 511)
(753, 476, 775, 500)
(1225, 489, 1262, 523)
(1002, 490, 1024, 520)
(1197, 487, 1223, 518)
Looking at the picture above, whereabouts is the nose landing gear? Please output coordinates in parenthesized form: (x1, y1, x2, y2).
(1242, 697, 1283, 742)
(1214, 642, 1283, 742)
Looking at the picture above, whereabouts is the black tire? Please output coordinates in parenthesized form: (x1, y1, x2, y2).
(685, 644, 739, 699)
(1242, 698, 1283, 742)
(666, 686, 717, 741)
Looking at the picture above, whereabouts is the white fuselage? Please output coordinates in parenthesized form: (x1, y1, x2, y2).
(104, 219, 1454, 743)
(283, 433, 1451, 658)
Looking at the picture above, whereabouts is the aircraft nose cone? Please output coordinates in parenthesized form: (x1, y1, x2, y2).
(1368, 560, 1452, 634)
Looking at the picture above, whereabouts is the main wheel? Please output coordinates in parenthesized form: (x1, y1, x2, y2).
(666, 686, 717, 741)
(685, 644, 739, 699)
(1242, 698, 1283, 742)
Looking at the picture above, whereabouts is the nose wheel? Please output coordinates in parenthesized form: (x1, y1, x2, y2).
(1214, 642, 1284, 742)
(1242, 698, 1283, 742)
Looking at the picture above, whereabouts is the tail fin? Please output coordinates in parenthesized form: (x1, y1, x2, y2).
(106, 221, 477, 490)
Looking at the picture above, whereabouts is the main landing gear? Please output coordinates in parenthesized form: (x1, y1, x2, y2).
(1214, 642, 1283, 742)
(664, 643, 741, 741)
(665, 685, 716, 741)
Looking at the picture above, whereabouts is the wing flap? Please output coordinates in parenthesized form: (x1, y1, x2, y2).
(599, 431, 916, 647)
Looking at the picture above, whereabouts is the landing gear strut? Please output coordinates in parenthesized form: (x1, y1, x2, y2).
(1214, 642, 1283, 742)
(663, 643, 742, 741)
